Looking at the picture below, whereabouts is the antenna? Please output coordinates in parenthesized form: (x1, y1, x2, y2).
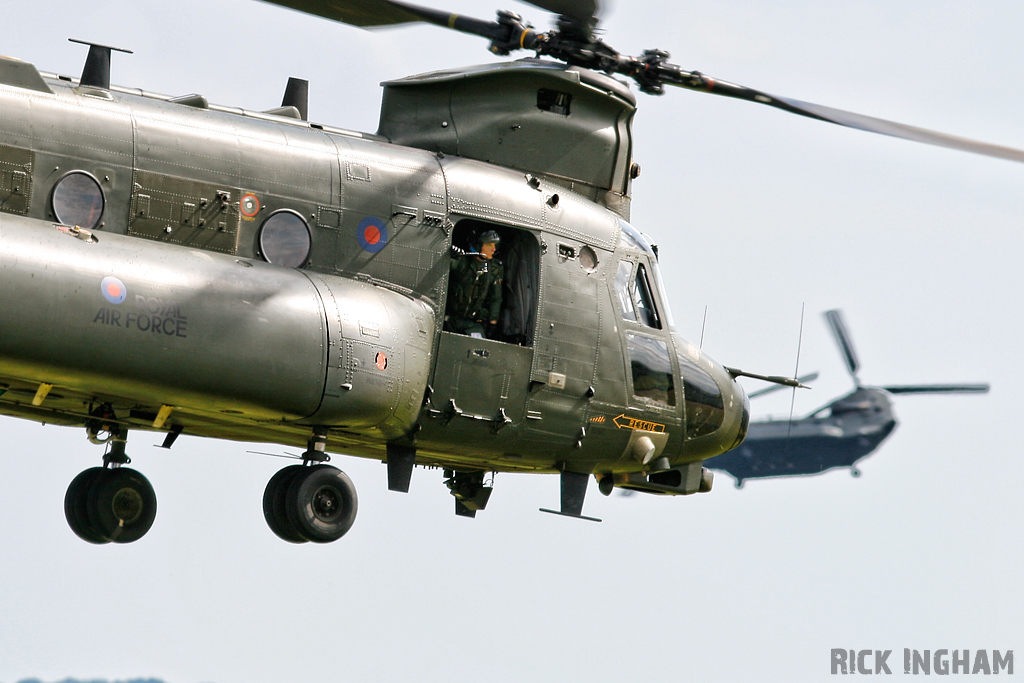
(281, 77, 309, 121)
(699, 305, 708, 349)
(786, 303, 806, 442)
(69, 38, 132, 89)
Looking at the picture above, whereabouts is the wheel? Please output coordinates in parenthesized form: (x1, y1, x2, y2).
(64, 467, 110, 544)
(262, 465, 308, 543)
(285, 465, 358, 543)
(87, 467, 157, 543)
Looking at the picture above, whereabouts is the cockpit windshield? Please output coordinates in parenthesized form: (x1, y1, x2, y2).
(618, 219, 656, 257)
(618, 219, 675, 329)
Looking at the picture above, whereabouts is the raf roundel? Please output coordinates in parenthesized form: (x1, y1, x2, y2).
(357, 216, 388, 253)
(100, 276, 127, 305)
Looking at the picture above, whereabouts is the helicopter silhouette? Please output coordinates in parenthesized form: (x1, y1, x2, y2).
(0, 0, 1010, 544)
(707, 310, 990, 487)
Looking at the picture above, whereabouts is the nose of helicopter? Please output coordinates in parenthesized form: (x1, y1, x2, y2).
(723, 376, 751, 451)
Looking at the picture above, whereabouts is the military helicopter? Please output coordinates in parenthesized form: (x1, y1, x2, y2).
(707, 310, 990, 487)
(0, 0, 1013, 545)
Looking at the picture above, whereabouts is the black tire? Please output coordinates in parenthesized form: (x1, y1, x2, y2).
(262, 465, 309, 543)
(87, 467, 157, 543)
(64, 467, 110, 544)
(285, 465, 358, 543)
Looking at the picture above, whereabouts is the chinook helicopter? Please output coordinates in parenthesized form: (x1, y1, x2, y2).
(707, 310, 990, 487)
(0, 0, 1015, 545)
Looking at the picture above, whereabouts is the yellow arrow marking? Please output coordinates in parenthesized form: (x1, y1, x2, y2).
(612, 414, 666, 433)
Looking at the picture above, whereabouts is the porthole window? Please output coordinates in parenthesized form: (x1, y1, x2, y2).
(579, 245, 598, 272)
(259, 209, 311, 267)
(52, 171, 104, 229)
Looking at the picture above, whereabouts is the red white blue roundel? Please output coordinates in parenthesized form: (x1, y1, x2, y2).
(100, 276, 127, 304)
(357, 216, 388, 253)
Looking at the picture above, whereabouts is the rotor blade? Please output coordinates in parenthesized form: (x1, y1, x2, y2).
(823, 310, 860, 381)
(523, 0, 599, 21)
(260, 0, 509, 43)
(258, 0, 427, 27)
(663, 73, 1024, 164)
(365, 0, 507, 39)
(747, 372, 819, 399)
(881, 384, 990, 395)
(777, 97, 1024, 164)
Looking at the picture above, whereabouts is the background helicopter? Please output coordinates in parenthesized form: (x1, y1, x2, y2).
(708, 309, 990, 486)
(0, 1, 1020, 682)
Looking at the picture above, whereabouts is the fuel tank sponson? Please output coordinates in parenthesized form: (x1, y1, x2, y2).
(0, 214, 432, 435)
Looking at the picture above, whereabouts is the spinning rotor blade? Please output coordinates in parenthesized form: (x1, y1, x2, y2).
(261, 0, 1024, 164)
(881, 384, 990, 395)
(260, 0, 427, 27)
(261, 0, 544, 54)
(523, 0, 599, 22)
(824, 310, 860, 382)
(663, 75, 1024, 164)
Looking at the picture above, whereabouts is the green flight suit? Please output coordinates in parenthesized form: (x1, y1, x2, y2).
(445, 254, 504, 337)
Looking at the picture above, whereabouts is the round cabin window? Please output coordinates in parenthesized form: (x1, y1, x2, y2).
(52, 171, 105, 229)
(259, 210, 311, 267)
(579, 245, 599, 272)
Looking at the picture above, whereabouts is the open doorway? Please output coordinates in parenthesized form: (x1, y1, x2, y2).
(446, 219, 540, 347)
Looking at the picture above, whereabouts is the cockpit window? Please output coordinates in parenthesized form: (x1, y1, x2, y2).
(616, 260, 637, 322)
(647, 258, 675, 329)
(678, 352, 724, 438)
(627, 333, 675, 406)
(618, 219, 656, 257)
(632, 263, 661, 329)
(617, 261, 663, 329)
(618, 219, 674, 329)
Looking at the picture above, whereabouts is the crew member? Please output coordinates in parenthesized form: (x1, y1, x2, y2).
(445, 230, 504, 339)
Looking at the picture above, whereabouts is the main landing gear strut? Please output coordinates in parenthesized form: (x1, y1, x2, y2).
(262, 428, 358, 543)
(64, 425, 158, 544)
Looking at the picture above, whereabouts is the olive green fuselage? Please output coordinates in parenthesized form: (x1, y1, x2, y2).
(0, 57, 748, 480)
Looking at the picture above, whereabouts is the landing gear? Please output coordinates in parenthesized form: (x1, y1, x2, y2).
(262, 429, 358, 543)
(262, 465, 358, 543)
(87, 467, 157, 543)
(263, 465, 308, 543)
(539, 470, 601, 522)
(64, 467, 110, 544)
(64, 431, 158, 544)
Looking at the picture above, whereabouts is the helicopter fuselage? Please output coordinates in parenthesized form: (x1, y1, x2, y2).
(0, 54, 748, 507)
(709, 387, 897, 486)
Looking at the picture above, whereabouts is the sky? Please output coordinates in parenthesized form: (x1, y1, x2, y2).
(1, 1, 1022, 681)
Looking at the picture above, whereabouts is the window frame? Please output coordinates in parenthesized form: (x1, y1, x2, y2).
(258, 208, 312, 268)
(51, 170, 105, 230)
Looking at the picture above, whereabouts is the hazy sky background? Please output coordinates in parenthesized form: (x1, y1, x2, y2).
(2, 1, 1022, 681)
